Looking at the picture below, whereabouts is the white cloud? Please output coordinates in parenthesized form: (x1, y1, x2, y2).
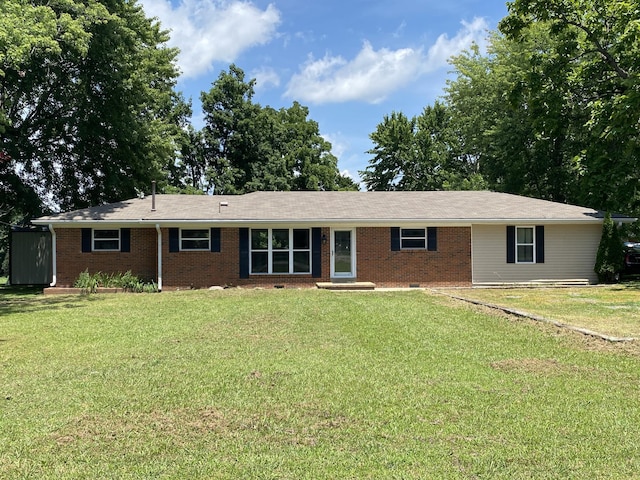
(425, 17, 488, 71)
(320, 133, 343, 157)
(285, 42, 422, 104)
(251, 67, 280, 91)
(285, 17, 488, 105)
(140, 0, 281, 79)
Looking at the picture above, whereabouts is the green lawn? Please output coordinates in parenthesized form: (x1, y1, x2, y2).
(2, 288, 640, 479)
(439, 282, 640, 339)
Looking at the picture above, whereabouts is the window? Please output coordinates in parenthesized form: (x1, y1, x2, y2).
(250, 228, 311, 274)
(401, 228, 426, 249)
(516, 226, 535, 263)
(93, 229, 120, 251)
(180, 229, 210, 251)
(399, 227, 437, 251)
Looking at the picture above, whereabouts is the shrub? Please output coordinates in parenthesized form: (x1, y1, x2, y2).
(595, 213, 623, 283)
(73, 270, 158, 293)
(73, 269, 99, 293)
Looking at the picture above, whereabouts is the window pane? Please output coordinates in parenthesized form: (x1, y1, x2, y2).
(402, 238, 425, 249)
(272, 251, 289, 272)
(94, 240, 119, 250)
(517, 245, 534, 263)
(251, 229, 268, 250)
(182, 239, 209, 250)
(251, 252, 268, 273)
(293, 251, 310, 273)
(517, 227, 533, 244)
(293, 229, 310, 249)
(272, 229, 289, 250)
(401, 228, 425, 238)
(94, 230, 119, 239)
(182, 229, 208, 239)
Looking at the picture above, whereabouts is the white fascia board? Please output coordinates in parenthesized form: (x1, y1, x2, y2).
(33, 216, 635, 228)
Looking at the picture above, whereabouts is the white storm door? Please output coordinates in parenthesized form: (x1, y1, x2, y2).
(331, 229, 356, 278)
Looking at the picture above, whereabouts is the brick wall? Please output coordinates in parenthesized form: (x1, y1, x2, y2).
(54, 226, 471, 288)
(356, 227, 472, 287)
(163, 227, 332, 289)
(55, 228, 157, 286)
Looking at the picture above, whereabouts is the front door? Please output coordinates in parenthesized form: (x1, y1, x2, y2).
(331, 229, 356, 278)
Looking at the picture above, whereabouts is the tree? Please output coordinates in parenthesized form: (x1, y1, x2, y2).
(360, 102, 484, 191)
(200, 65, 357, 193)
(446, 28, 582, 203)
(498, 0, 640, 216)
(595, 212, 623, 283)
(0, 0, 186, 274)
(0, 0, 185, 215)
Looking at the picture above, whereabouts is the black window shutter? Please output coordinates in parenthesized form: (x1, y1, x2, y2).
(239, 228, 249, 279)
(81, 228, 92, 253)
(121, 228, 131, 253)
(312, 227, 322, 278)
(536, 225, 545, 264)
(391, 227, 400, 251)
(427, 227, 437, 251)
(210, 228, 221, 252)
(169, 228, 179, 252)
(506, 226, 516, 263)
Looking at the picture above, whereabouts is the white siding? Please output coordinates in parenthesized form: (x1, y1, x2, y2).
(472, 223, 602, 284)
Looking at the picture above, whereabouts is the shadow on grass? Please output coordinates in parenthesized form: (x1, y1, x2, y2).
(0, 285, 97, 317)
(613, 277, 640, 290)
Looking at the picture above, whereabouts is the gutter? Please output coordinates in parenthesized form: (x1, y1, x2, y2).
(32, 217, 635, 228)
(48, 224, 57, 286)
(155, 224, 162, 292)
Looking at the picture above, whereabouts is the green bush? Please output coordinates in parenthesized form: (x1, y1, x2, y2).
(594, 212, 623, 283)
(73, 270, 158, 293)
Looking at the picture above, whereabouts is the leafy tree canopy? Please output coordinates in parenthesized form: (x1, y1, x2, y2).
(176, 65, 357, 194)
(360, 102, 485, 191)
(0, 0, 186, 221)
(498, 0, 640, 216)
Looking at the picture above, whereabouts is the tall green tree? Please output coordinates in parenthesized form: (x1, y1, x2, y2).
(595, 212, 623, 283)
(497, 0, 640, 215)
(360, 103, 484, 191)
(0, 0, 185, 217)
(200, 65, 356, 193)
(446, 28, 580, 203)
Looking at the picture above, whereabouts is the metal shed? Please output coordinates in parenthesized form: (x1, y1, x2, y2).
(9, 226, 52, 285)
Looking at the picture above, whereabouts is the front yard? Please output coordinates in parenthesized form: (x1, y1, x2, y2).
(1, 288, 640, 478)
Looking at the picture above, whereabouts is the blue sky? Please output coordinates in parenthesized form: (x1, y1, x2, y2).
(139, 0, 509, 186)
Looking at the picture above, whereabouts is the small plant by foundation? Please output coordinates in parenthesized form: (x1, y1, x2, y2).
(73, 269, 158, 293)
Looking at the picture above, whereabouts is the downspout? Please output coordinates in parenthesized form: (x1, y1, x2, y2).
(48, 224, 57, 286)
(155, 224, 162, 291)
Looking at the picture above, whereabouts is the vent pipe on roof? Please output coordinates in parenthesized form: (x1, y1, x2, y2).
(151, 181, 156, 212)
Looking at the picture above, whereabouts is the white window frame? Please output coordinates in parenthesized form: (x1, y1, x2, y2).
(92, 229, 120, 251)
(250, 228, 311, 274)
(180, 228, 210, 251)
(400, 228, 427, 250)
(515, 226, 535, 264)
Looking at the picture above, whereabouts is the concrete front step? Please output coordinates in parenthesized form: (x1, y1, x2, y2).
(316, 282, 376, 291)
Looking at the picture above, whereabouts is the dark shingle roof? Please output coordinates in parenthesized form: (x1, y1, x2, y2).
(33, 191, 634, 225)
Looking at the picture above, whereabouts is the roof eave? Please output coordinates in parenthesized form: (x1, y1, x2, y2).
(33, 216, 633, 227)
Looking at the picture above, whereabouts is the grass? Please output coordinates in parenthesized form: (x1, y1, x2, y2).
(438, 282, 640, 339)
(2, 288, 640, 478)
